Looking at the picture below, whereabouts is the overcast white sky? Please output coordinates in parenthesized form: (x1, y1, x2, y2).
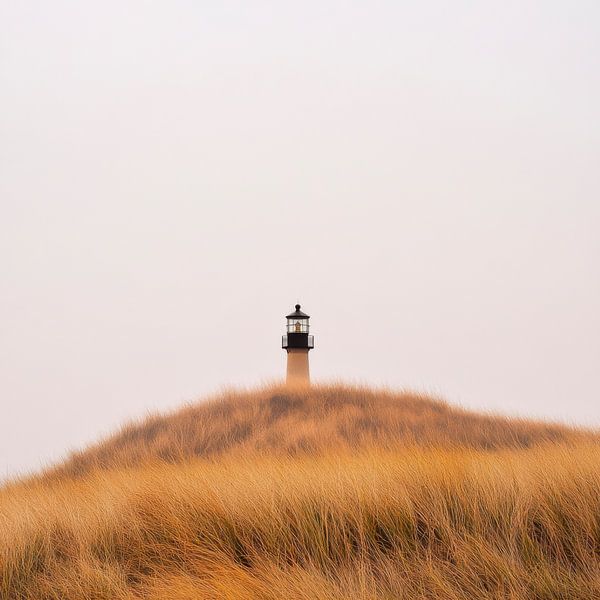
(1, 1, 599, 478)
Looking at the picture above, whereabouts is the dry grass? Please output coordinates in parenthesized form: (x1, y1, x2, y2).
(1, 384, 599, 599)
(48, 384, 591, 479)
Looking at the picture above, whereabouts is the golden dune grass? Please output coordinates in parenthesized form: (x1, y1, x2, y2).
(1, 384, 599, 599)
(48, 384, 590, 478)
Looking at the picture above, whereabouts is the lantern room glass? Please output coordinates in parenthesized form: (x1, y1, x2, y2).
(286, 318, 309, 333)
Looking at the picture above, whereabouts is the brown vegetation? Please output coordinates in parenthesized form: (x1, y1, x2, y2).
(1, 384, 599, 599)
(50, 384, 589, 478)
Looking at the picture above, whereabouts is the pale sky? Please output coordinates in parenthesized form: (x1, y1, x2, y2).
(1, 1, 599, 478)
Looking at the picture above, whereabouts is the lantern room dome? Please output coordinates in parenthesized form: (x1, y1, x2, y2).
(286, 304, 309, 319)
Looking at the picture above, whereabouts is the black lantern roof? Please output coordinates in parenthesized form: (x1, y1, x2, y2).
(286, 304, 310, 319)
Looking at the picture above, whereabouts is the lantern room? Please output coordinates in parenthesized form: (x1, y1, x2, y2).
(282, 304, 314, 350)
(286, 304, 310, 333)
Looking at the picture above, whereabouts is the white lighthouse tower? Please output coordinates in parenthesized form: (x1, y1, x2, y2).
(282, 304, 314, 385)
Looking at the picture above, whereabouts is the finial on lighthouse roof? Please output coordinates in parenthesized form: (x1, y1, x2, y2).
(286, 304, 310, 319)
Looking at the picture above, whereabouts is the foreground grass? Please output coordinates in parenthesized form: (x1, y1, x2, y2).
(3, 445, 600, 599)
(2, 385, 599, 599)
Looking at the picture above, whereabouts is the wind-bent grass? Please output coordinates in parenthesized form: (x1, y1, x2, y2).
(1, 384, 599, 599)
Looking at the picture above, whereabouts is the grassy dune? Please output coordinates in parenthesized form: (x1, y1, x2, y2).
(2, 385, 599, 599)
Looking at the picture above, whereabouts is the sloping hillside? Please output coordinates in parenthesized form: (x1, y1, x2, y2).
(51, 384, 588, 478)
(2, 384, 599, 600)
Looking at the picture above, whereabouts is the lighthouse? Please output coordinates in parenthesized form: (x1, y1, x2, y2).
(282, 304, 314, 385)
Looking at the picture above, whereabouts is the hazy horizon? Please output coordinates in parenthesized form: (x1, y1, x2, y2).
(1, 1, 599, 478)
